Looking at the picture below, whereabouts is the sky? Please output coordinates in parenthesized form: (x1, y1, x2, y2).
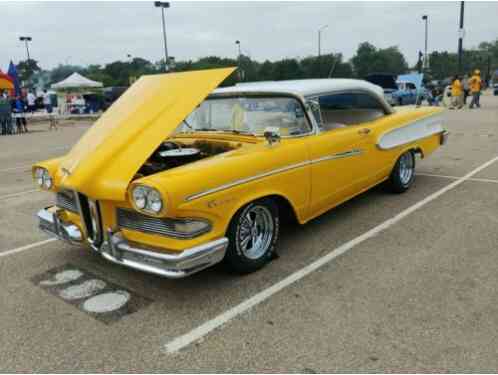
(2, 1, 498, 72)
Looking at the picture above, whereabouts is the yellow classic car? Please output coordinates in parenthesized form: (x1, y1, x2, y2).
(33, 67, 447, 278)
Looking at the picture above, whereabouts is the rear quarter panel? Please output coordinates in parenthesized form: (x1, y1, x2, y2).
(370, 105, 445, 181)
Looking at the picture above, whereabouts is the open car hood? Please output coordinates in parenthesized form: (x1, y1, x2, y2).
(57, 67, 236, 200)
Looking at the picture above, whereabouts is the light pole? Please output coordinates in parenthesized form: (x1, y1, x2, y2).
(154, 1, 170, 72)
(317, 25, 328, 58)
(318, 25, 328, 78)
(235, 40, 242, 81)
(235, 40, 241, 60)
(19, 36, 32, 61)
(458, 1, 465, 75)
(422, 15, 428, 71)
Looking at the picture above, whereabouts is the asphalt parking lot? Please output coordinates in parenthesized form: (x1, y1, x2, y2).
(1, 95, 497, 372)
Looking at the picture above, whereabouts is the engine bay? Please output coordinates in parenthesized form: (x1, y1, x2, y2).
(136, 139, 238, 177)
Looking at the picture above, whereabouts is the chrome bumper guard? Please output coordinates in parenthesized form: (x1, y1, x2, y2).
(37, 207, 83, 244)
(37, 207, 228, 279)
(440, 130, 449, 145)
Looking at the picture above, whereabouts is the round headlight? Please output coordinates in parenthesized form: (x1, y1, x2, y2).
(131, 185, 164, 214)
(34, 167, 52, 190)
(146, 189, 163, 213)
(42, 169, 52, 189)
(132, 186, 147, 209)
(34, 168, 45, 187)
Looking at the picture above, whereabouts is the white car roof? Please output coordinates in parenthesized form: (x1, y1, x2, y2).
(213, 78, 385, 99)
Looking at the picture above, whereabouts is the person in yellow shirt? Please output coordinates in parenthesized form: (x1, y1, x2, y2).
(450, 75, 463, 109)
(469, 70, 482, 109)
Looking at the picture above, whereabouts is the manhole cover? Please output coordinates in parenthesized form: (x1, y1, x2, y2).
(32, 264, 152, 324)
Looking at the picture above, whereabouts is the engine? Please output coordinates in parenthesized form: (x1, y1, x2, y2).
(136, 140, 236, 177)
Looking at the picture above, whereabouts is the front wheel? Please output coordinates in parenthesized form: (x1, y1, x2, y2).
(224, 198, 279, 274)
(387, 151, 415, 193)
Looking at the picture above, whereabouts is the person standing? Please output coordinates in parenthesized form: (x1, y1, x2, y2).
(43, 89, 57, 130)
(12, 95, 27, 133)
(42, 89, 52, 112)
(450, 75, 463, 109)
(463, 74, 470, 105)
(27, 90, 36, 113)
(0, 90, 11, 135)
(469, 70, 482, 109)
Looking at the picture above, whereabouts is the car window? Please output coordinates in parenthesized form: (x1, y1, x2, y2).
(319, 93, 355, 110)
(316, 93, 386, 131)
(179, 96, 311, 137)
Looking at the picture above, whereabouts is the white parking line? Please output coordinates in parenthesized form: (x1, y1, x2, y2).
(0, 189, 41, 200)
(0, 238, 56, 258)
(417, 172, 498, 184)
(164, 155, 498, 354)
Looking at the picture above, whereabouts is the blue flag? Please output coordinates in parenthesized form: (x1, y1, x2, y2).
(7, 61, 21, 97)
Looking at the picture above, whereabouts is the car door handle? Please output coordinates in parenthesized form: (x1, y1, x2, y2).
(358, 128, 371, 135)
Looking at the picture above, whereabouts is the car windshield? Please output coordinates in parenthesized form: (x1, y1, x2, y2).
(177, 96, 311, 136)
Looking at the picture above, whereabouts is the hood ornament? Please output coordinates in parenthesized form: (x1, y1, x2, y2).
(61, 167, 72, 177)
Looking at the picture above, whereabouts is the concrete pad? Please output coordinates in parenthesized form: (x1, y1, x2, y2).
(0, 95, 496, 372)
(417, 95, 498, 178)
(166, 181, 498, 372)
(0, 176, 449, 372)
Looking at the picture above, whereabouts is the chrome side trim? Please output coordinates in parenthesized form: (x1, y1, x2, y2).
(310, 149, 363, 164)
(377, 113, 444, 150)
(185, 149, 363, 202)
(185, 160, 310, 202)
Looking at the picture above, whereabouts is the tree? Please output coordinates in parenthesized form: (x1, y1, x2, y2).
(49, 64, 84, 85)
(428, 47, 496, 81)
(351, 42, 408, 78)
(258, 60, 274, 81)
(16, 59, 41, 83)
(270, 58, 303, 80)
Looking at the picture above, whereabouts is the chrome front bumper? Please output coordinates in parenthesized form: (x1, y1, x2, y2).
(37, 207, 229, 278)
(37, 207, 83, 244)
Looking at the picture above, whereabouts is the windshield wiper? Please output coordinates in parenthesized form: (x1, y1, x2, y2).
(182, 119, 193, 130)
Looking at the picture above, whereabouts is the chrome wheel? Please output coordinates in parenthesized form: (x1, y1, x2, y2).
(399, 152, 414, 185)
(237, 205, 274, 260)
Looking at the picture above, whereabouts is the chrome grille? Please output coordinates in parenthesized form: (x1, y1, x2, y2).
(56, 190, 77, 213)
(75, 193, 103, 247)
(116, 208, 210, 239)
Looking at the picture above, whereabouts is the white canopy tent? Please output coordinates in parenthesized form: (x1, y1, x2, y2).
(51, 72, 103, 90)
(51, 72, 103, 115)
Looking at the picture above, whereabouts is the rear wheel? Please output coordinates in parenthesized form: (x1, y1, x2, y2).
(224, 198, 279, 274)
(387, 151, 415, 193)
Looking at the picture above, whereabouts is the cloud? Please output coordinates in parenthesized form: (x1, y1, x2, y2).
(1, 1, 497, 71)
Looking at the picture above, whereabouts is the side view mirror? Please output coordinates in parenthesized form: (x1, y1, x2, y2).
(264, 127, 281, 146)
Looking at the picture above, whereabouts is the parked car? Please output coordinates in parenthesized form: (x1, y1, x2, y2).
(493, 83, 498, 96)
(33, 68, 447, 278)
(394, 73, 428, 105)
(364, 73, 398, 106)
(103, 86, 128, 110)
(392, 81, 418, 105)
